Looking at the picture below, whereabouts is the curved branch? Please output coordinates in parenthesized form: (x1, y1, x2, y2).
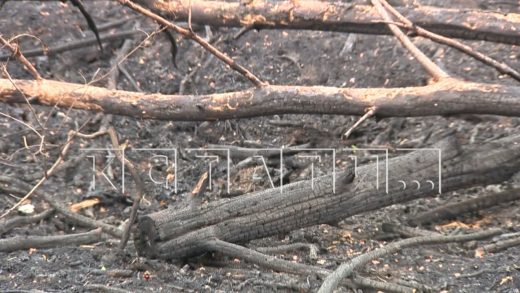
(318, 229, 502, 292)
(1, 78, 520, 120)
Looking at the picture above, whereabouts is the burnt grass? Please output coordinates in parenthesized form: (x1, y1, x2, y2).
(1, 1, 520, 292)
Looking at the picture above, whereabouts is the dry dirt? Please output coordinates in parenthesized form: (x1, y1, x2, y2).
(1, 1, 519, 292)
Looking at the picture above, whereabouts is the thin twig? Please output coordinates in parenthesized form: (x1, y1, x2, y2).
(107, 32, 138, 90)
(105, 127, 146, 251)
(343, 106, 376, 139)
(179, 35, 223, 94)
(0, 30, 143, 61)
(117, 0, 266, 87)
(69, 0, 103, 50)
(233, 26, 253, 40)
(0, 132, 73, 219)
(205, 239, 415, 292)
(188, 0, 193, 33)
(118, 63, 142, 92)
(371, 0, 449, 81)
(0, 124, 112, 219)
(0, 175, 123, 238)
(0, 34, 41, 80)
(84, 284, 133, 293)
(0, 111, 44, 147)
(379, 0, 520, 82)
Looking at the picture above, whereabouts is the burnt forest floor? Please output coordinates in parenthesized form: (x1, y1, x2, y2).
(1, 1, 519, 292)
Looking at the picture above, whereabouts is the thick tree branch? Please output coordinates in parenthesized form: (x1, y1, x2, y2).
(135, 0, 520, 45)
(134, 134, 520, 260)
(1, 78, 520, 120)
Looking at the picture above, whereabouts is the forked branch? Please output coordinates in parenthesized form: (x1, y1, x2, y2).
(372, 0, 449, 81)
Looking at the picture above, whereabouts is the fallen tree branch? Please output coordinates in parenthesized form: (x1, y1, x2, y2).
(0, 209, 54, 235)
(84, 284, 132, 293)
(133, 134, 520, 259)
(134, 0, 520, 45)
(206, 239, 329, 276)
(318, 229, 502, 292)
(1, 78, 520, 120)
(0, 228, 103, 252)
(202, 229, 500, 292)
(379, 0, 520, 82)
(408, 188, 520, 226)
(381, 222, 439, 238)
(476, 235, 520, 255)
(200, 251, 416, 292)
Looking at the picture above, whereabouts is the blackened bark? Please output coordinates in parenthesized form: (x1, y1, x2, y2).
(135, 134, 520, 259)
